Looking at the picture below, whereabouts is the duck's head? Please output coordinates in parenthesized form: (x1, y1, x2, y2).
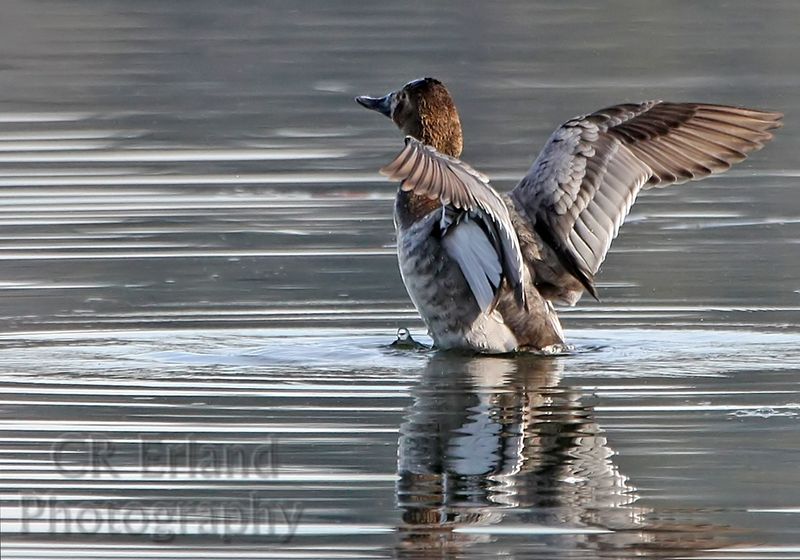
(356, 77, 463, 157)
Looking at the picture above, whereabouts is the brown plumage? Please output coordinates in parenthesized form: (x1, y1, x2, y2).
(356, 78, 782, 353)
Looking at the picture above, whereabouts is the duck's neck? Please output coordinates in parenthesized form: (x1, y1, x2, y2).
(418, 126, 462, 158)
(413, 101, 463, 158)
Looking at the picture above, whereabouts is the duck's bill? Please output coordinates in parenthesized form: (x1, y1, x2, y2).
(355, 93, 393, 117)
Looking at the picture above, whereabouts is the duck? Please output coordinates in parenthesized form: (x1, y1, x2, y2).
(355, 77, 782, 354)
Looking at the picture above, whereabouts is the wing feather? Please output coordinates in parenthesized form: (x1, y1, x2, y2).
(511, 100, 782, 298)
(381, 137, 527, 311)
(442, 219, 503, 312)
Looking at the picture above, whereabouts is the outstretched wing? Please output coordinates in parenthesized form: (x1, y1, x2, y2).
(382, 136, 526, 311)
(511, 101, 782, 298)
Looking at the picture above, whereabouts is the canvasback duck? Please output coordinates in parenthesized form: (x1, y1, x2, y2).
(356, 78, 782, 353)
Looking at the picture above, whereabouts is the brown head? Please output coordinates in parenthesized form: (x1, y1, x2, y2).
(356, 77, 463, 157)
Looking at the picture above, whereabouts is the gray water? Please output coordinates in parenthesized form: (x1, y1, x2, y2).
(1, 1, 799, 558)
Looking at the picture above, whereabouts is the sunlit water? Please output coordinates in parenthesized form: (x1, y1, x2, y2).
(1, 1, 799, 559)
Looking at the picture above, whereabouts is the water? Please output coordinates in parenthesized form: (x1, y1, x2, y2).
(1, 1, 799, 558)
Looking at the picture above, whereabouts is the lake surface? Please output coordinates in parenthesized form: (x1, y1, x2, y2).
(1, 1, 799, 558)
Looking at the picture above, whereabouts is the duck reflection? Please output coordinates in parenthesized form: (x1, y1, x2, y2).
(396, 353, 726, 556)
